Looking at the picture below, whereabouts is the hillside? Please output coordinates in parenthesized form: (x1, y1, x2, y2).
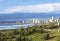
(0, 23, 60, 41)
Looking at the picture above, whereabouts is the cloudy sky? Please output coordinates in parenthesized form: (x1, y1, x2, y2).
(0, 0, 60, 14)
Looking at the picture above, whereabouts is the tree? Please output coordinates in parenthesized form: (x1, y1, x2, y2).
(40, 26, 44, 33)
(45, 33, 50, 40)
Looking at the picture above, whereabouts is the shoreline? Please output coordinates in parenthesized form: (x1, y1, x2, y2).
(0, 23, 34, 30)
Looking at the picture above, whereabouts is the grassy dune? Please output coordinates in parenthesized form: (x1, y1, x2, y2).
(0, 22, 60, 41)
(27, 29, 60, 41)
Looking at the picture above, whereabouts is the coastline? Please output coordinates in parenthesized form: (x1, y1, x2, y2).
(0, 23, 34, 30)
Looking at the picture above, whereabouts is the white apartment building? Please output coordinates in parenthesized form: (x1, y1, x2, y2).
(49, 16, 59, 26)
(31, 19, 41, 23)
(49, 16, 55, 22)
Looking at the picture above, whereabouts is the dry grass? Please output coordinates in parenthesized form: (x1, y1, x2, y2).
(27, 29, 60, 41)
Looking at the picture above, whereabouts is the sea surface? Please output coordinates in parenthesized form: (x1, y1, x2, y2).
(0, 24, 34, 30)
(0, 13, 60, 30)
(0, 13, 60, 21)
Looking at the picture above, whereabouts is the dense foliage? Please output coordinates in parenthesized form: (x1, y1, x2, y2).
(0, 22, 59, 41)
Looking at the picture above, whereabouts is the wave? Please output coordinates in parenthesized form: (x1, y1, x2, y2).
(0, 24, 34, 30)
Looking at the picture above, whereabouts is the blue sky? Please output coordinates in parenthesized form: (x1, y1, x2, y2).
(0, 0, 60, 14)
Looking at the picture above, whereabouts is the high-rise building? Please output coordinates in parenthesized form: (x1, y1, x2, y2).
(49, 16, 55, 22)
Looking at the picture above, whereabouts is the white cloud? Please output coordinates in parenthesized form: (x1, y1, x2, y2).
(0, 3, 60, 14)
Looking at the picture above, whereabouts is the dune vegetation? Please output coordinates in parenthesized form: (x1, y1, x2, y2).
(0, 22, 60, 41)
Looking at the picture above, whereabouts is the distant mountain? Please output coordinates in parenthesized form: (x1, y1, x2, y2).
(0, 13, 60, 21)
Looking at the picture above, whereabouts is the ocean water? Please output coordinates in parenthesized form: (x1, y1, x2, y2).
(0, 13, 60, 30)
(0, 24, 34, 30)
(0, 13, 60, 21)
